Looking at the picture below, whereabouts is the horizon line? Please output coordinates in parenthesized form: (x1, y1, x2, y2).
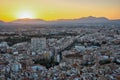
(0, 16, 120, 22)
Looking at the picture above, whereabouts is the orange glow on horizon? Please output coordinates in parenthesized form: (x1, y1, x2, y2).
(0, 0, 120, 21)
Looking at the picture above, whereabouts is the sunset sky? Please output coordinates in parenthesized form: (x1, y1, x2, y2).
(0, 0, 120, 21)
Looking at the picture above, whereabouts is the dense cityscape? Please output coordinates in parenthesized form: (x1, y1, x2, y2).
(0, 0, 120, 79)
(0, 22, 120, 80)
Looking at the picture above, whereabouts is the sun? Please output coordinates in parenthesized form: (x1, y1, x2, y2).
(18, 11, 34, 19)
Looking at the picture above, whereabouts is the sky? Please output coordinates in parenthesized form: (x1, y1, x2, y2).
(0, 0, 120, 21)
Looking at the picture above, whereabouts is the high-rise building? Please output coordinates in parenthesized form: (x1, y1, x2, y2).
(31, 38, 47, 53)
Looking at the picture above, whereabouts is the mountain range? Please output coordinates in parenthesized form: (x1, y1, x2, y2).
(0, 16, 120, 25)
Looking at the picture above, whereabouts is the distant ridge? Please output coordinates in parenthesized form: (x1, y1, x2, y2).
(0, 16, 120, 24)
(0, 20, 4, 23)
(11, 18, 46, 24)
(49, 16, 120, 24)
(76, 16, 109, 23)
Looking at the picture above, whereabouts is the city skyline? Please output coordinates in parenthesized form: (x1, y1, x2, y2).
(0, 0, 120, 21)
